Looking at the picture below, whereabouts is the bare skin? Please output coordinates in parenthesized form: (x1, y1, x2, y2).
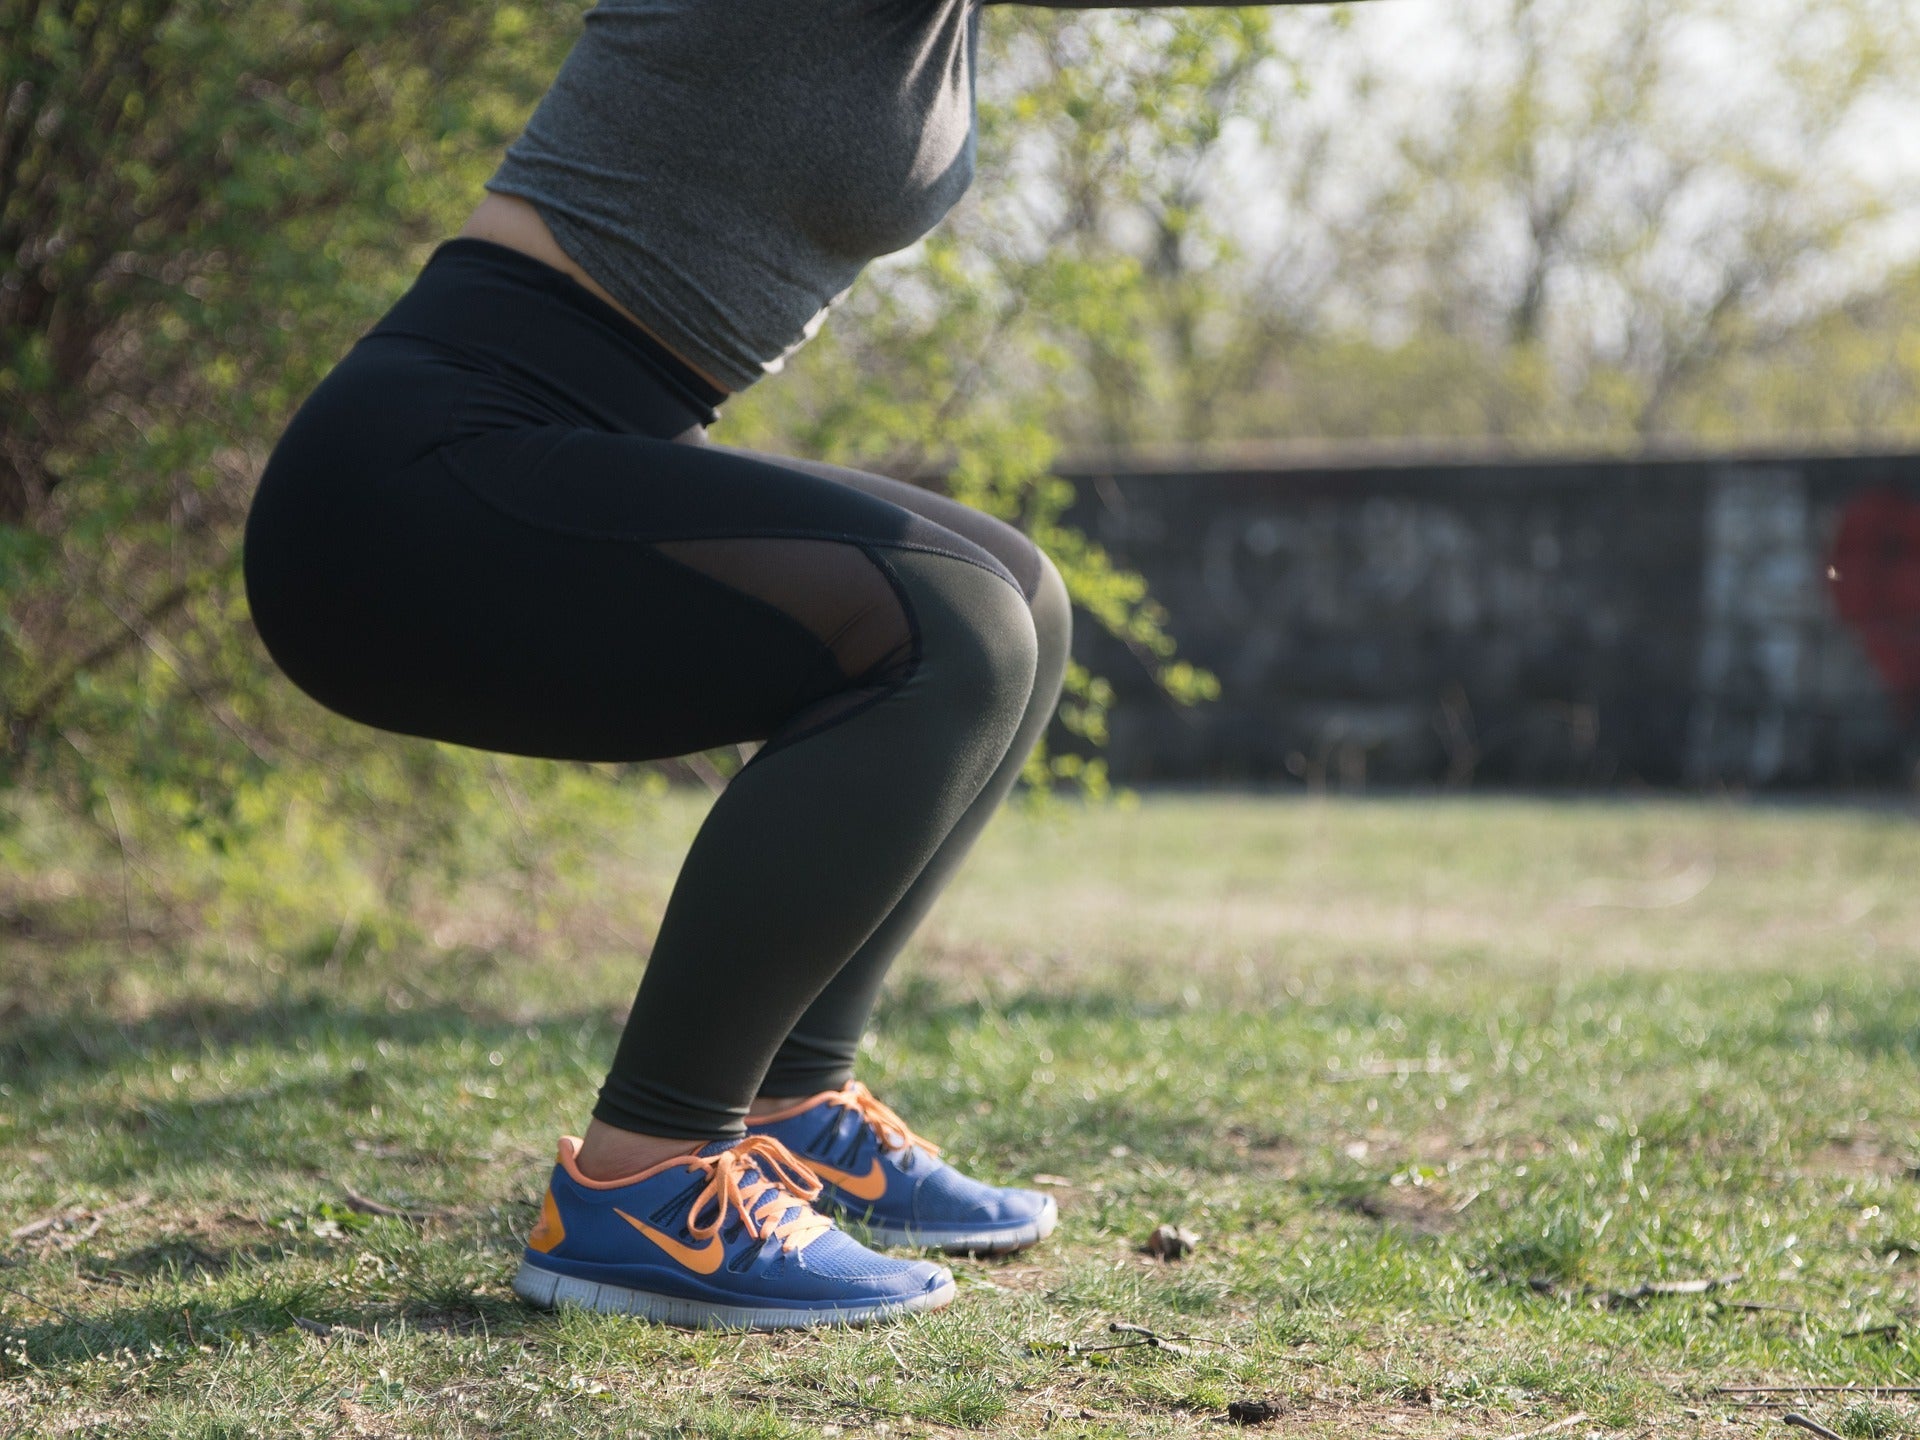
(457, 192, 733, 397)
(458, 193, 772, 1181)
(577, 1096, 813, 1180)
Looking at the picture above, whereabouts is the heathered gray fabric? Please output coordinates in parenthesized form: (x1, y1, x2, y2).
(484, 0, 1317, 391)
(485, 0, 986, 393)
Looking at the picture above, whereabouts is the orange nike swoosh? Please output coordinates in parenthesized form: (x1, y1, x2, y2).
(806, 1155, 888, 1203)
(614, 1208, 724, 1274)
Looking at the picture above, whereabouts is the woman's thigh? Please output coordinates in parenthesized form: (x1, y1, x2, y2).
(245, 361, 1029, 763)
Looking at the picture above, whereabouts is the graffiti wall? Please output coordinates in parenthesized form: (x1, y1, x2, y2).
(1060, 451, 1920, 788)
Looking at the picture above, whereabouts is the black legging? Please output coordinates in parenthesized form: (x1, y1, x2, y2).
(242, 238, 1071, 1138)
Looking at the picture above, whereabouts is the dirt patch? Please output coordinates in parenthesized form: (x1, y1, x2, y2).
(80, 1232, 284, 1285)
(1803, 1139, 1920, 1180)
(957, 1259, 1058, 1296)
(332, 1397, 412, 1439)
(22, 1407, 143, 1439)
(1225, 1126, 1303, 1176)
(1046, 1396, 1610, 1439)
(1331, 1183, 1465, 1237)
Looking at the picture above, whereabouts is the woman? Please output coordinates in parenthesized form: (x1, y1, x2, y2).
(243, 0, 1301, 1331)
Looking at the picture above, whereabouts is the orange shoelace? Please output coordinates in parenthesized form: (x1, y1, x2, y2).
(829, 1081, 942, 1158)
(686, 1135, 834, 1254)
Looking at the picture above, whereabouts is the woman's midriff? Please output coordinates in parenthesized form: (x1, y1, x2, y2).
(457, 192, 734, 397)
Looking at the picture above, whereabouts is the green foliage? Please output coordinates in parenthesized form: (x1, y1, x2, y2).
(0, 0, 589, 849)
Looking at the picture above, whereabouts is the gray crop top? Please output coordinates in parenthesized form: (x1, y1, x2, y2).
(485, 0, 1285, 393)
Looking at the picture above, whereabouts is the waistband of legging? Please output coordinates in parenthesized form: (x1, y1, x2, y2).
(367, 236, 727, 432)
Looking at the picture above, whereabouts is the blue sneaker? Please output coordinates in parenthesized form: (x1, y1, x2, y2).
(747, 1081, 1057, 1255)
(511, 1133, 955, 1329)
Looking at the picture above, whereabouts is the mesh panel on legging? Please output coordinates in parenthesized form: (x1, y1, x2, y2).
(652, 539, 913, 687)
(650, 537, 917, 746)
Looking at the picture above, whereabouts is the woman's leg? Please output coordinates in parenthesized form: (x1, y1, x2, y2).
(245, 376, 1041, 1157)
(706, 449, 1074, 1099)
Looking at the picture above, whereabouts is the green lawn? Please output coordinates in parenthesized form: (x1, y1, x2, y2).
(3, 790, 1919, 1438)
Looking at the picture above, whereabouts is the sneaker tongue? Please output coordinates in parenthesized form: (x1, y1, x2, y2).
(696, 1138, 743, 1159)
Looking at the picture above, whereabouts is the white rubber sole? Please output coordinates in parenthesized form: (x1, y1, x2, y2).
(512, 1259, 956, 1331)
(849, 1195, 1059, 1256)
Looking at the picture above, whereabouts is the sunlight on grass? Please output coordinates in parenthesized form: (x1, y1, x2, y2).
(2, 792, 1918, 1437)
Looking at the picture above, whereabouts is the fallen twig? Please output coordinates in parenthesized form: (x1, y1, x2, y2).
(1839, 1323, 1903, 1340)
(1045, 1322, 1196, 1359)
(0, 1277, 90, 1327)
(1530, 1271, 1745, 1308)
(1603, 1274, 1744, 1307)
(7, 1193, 151, 1243)
(341, 1187, 444, 1222)
(1323, 1058, 1456, 1082)
(1715, 1387, 1920, 1396)
(1783, 1414, 1845, 1440)
(1107, 1322, 1191, 1356)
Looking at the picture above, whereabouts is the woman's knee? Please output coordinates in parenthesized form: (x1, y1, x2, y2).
(975, 523, 1070, 673)
(947, 563, 1041, 722)
(890, 549, 1039, 733)
(1030, 545, 1072, 672)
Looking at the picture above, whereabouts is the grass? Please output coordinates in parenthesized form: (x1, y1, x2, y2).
(3, 787, 1919, 1437)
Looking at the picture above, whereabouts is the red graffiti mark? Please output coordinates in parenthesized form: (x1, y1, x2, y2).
(1827, 489, 1920, 710)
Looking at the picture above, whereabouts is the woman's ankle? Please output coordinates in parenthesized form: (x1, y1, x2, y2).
(746, 1093, 812, 1120)
(574, 1117, 706, 1181)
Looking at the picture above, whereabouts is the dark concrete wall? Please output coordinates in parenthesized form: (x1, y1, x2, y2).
(1060, 451, 1920, 789)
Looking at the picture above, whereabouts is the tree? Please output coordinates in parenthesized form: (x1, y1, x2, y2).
(1214, 0, 1920, 448)
(0, 0, 555, 769)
